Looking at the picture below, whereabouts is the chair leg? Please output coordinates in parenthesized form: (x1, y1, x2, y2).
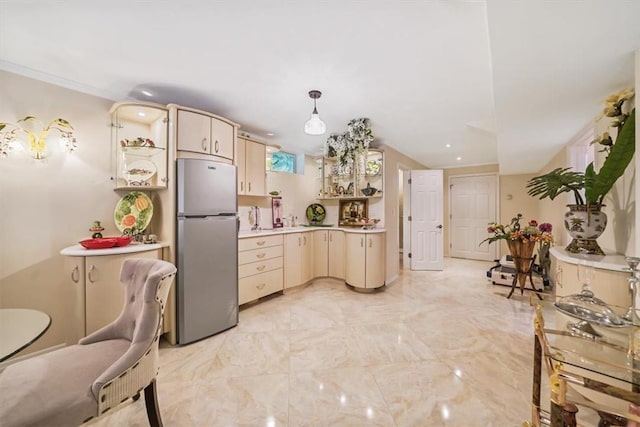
(144, 379, 163, 427)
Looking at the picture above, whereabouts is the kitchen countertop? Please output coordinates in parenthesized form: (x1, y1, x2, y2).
(238, 226, 386, 239)
(60, 241, 169, 257)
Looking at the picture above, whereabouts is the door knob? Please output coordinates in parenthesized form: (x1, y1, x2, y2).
(436, 224, 443, 229)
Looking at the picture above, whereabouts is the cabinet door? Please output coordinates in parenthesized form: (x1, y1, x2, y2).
(328, 230, 345, 279)
(210, 117, 234, 160)
(236, 137, 247, 195)
(365, 234, 386, 288)
(177, 110, 211, 154)
(85, 250, 160, 335)
(245, 140, 266, 196)
(301, 232, 314, 283)
(284, 233, 302, 289)
(313, 230, 329, 277)
(555, 259, 629, 308)
(64, 257, 86, 342)
(112, 103, 169, 189)
(345, 233, 366, 287)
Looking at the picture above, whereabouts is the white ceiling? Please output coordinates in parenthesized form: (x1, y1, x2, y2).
(1, 1, 638, 174)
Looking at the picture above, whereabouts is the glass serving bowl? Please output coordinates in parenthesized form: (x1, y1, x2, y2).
(554, 290, 630, 328)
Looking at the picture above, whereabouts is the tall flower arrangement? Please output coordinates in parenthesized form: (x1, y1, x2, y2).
(481, 214, 554, 246)
(325, 118, 374, 175)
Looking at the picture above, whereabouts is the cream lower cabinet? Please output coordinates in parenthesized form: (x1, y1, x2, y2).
(328, 230, 346, 279)
(345, 232, 385, 289)
(553, 255, 630, 311)
(313, 230, 329, 277)
(65, 249, 162, 337)
(284, 232, 313, 289)
(238, 234, 284, 304)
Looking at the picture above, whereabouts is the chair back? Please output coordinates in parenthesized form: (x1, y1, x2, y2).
(87, 258, 176, 405)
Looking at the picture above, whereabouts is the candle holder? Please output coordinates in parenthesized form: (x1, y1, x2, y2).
(623, 257, 640, 325)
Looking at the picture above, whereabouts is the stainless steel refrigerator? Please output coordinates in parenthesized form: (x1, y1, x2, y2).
(176, 158, 238, 344)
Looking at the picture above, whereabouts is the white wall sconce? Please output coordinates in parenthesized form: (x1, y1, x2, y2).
(0, 116, 77, 160)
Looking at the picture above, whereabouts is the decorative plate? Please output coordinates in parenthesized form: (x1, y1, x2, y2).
(123, 159, 156, 186)
(366, 160, 381, 176)
(306, 203, 326, 225)
(114, 191, 153, 235)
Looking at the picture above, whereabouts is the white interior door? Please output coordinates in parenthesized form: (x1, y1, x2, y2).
(410, 170, 443, 270)
(449, 174, 497, 261)
(401, 168, 411, 269)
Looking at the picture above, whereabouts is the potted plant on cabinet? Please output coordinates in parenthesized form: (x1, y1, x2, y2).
(526, 88, 635, 255)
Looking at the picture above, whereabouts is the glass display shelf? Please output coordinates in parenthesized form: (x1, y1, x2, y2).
(316, 149, 383, 200)
(110, 101, 169, 190)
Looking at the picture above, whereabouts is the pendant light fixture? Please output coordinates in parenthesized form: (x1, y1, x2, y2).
(304, 90, 326, 135)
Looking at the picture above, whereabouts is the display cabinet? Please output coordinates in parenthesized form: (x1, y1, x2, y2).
(110, 102, 169, 190)
(317, 149, 383, 199)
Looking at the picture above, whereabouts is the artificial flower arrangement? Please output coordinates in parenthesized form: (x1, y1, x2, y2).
(481, 214, 554, 246)
(325, 117, 374, 174)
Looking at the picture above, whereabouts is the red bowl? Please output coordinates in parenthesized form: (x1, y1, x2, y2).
(79, 238, 118, 250)
(106, 236, 133, 247)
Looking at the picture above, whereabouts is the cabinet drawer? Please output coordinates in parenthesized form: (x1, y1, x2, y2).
(238, 245, 283, 265)
(239, 257, 283, 279)
(238, 234, 283, 251)
(239, 268, 283, 305)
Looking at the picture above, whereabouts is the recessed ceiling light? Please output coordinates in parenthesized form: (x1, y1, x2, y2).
(138, 112, 145, 117)
(267, 133, 274, 136)
(445, 144, 451, 148)
(141, 90, 153, 97)
(456, 156, 462, 161)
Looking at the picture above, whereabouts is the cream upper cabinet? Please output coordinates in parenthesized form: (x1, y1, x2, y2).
(176, 109, 212, 155)
(345, 232, 385, 289)
(176, 109, 235, 161)
(328, 230, 346, 279)
(210, 116, 234, 160)
(313, 230, 328, 277)
(284, 232, 313, 288)
(236, 137, 266, 196)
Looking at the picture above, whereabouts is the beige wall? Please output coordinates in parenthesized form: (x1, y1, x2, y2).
(531, 104, 637, 257)
(381, 145, 427, 283)
(498, 173, 539, 257)
(238, 156, 319, 231)
(0, 71, 117, 356)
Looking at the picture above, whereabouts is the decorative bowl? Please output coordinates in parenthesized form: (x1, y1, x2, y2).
(79, 238, 119, 250)
(361, 184, 377, 197)
(109, 236, 133, 247)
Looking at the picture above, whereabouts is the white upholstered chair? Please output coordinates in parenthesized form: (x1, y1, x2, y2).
(0, 258, 176, 427)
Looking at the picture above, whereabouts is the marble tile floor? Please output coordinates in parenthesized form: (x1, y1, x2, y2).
(89, 257, 581, 427)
